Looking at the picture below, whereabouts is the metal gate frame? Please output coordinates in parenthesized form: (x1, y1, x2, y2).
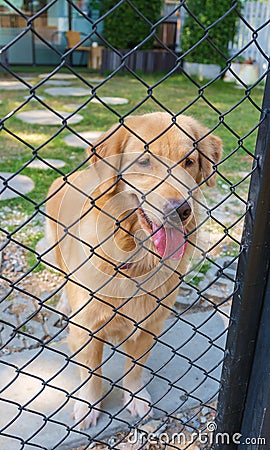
(214, 68, 270, 449)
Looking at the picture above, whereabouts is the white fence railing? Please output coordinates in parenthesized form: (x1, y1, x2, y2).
(229, 0, 270, 73)
(163, 0, 270, 74)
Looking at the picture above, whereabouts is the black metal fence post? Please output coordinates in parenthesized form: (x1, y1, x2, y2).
(214, 68, 270, 449)
(1, 1, 270, 448)
(240, 267, 270, 449)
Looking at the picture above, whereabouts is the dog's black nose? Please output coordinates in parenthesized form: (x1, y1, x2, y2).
(176, 201, 192, 222)
(164, 199, 191, 223)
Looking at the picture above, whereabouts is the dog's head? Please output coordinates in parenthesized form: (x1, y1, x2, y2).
(88, 112, 222, 264)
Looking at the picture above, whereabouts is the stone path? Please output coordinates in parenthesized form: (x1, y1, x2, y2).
(42, 80, 71, 86)
(0, 172, 35, 200)
(45, 87, 91, 97)
(0, 307, 229, 450)
(64, 130, 103, 148)
(19, 77, 34, 82)
(44, 87, 129, 105)
(87, 78, 106, 83)
(0, 81, 28, 90)
(91, 96, 128, 105)
(24, 95, 45, 102)
(38, 73, 77, 80)
(38, 74, 106, 83)
(28, 159, 66, 170)
(16, 109, 83, 125)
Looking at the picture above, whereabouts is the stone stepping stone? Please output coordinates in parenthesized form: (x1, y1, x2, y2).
(65, 103, 85, 110)
(0, 81, 29, 90)
(24, 95, 45, 101)
(64, 131, 103, 148)
(0, 172, 35, 200)
(18, 77, 35, 82)
(45, 87, 91, 97)
(44, 88, 129, 106)
(87, 78, 106, 83)
(91, 96, 128, 105)
(16, 109, 83, 125)
(43, 80, 71, 86)
(38, 73, 77, 80)
(28, 159, 66, 170)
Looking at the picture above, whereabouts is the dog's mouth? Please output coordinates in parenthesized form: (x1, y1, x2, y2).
(136, 206, 187, 261)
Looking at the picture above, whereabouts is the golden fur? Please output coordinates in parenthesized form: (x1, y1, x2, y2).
(44, 112, 222, 429)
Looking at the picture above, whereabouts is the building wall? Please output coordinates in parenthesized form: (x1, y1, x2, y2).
(0, 0, 100, 65)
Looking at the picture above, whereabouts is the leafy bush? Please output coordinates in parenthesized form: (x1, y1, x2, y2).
(100, 0, 163, 50)
(181, 0, 241, 67)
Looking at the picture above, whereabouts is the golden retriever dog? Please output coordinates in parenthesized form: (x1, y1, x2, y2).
(43, 112, 222, 430)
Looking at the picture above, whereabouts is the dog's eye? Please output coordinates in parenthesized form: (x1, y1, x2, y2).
(185, 158, 194, 168)
(138, 157, 150, 167)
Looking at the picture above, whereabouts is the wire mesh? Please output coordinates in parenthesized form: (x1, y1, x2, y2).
(0, 0, 269, 449)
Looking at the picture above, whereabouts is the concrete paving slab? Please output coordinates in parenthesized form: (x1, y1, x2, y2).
(87, 78, 106, 83)
(43, 80, 72, 86)
(43, 88, 129, 106)
(19, 77, 35, 82)
(38, 74, 105, 83)
(0, 172, 35, 200)
(91, 96, 128, 105)
(0, 308, 229, 449)
(64, 131, 103, 148)
(0, 81, 29, 90)
(45, 87, 91, 97)
(38, 73, 77, 80)
(27, 159, 66, 170)
(16, 109, 83, 125)
(24, 95, 45, 102)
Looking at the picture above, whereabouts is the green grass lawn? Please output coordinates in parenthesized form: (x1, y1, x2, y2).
(0, 68, 265, 272)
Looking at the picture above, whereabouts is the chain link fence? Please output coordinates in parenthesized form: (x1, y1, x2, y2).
(0, 1, 269, 449)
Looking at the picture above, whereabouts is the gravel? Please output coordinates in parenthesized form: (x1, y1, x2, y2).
(71, 402, 217, 450)
(0, 207, 66, 354)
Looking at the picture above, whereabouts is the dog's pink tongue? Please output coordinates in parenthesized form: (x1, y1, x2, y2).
(151, 223, 187, 260)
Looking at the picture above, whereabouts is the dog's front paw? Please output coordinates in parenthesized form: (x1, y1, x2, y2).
(124, 388, 153, 419)
(73, 399, 101, 430)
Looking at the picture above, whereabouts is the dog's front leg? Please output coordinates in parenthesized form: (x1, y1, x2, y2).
(123, 328, 162, 419)
(69, 324, 104, 430)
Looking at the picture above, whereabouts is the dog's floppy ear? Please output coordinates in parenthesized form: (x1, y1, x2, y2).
(198, 133, 222, 186)
(87, 123, 130, 193)
(188, 118, 222, 187)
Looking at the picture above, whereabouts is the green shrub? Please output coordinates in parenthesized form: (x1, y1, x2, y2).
(100, 0, 163, 50)
(181, 0, 241, 67)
